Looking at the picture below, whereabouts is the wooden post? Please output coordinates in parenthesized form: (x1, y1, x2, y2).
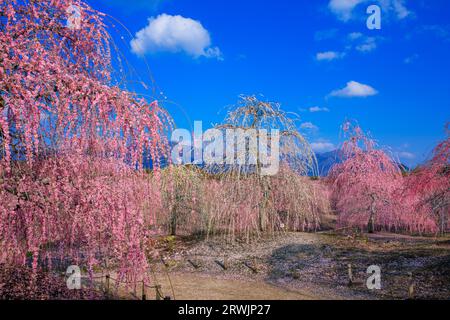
(408, 272, 414, 300)
(348, 264, 353, 286)
(142, 281, 146, 301)
(105, 274, 110, 294)
(155, 285, 162, 300)
(224, 256, 229, 270)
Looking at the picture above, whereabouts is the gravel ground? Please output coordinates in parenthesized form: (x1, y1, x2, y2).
(1, 232, 448, 300)
(154, 232, 450, 300)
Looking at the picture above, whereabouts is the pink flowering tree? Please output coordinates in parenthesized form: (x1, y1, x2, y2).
(328, 122, 404, 233)
(0, 0, 171, 286)
(0, 0, 171, 169)
(405, 125, 449, 235)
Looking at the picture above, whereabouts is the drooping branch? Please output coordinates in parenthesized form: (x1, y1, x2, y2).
(0, 0, 172, 168)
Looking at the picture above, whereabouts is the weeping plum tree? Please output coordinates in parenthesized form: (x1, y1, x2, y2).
(208, 95, 322, 236)
(328, 122, 403, 233)
(0, 0, 171, 284)
(158, 165, 329, 242)
(405, 124, 449, 235)
(216, 95, 317, 175)
(0, 0, 171, 169)
(159, 165, 204, 236)
(161, 95, 325, 241)
(0, 154, 164, 284)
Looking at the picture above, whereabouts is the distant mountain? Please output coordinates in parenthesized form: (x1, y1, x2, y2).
(143, 144, 409, 177)
(314, 150, 411, 177)
(315, 150, 343, 177)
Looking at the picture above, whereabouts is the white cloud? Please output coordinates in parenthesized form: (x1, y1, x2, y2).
(301, 122, 319, 130)
(391, 0, 411, 19)
(328, 0, 412, 21)
(309, 106, 330, 113)
(328, 0, 364, 22)
(316, 51, 346, 61)
(316, 33, 379, 61)
(355, 37, 377, 52)
(130, 14, 222, 60)
(348, 32, 363, 41)
(330, 81, 378, 98)
(379, 0, 411, 19)
(397, 151, 415, 160)
(205, 47, 223, 60)
(347, 33, 382, 53)
(311, 141, 336, 153)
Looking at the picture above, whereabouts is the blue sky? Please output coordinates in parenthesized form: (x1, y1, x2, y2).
(89, 0, 450, 166)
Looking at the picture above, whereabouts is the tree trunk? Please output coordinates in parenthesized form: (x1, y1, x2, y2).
(170, 210, 177, 236)
(368, 213, 375, 234)
(368, 195, 376, 234)
(258, 177, 268, 232)
(170, 197, 178, 236)
(256, 152, 268, 233)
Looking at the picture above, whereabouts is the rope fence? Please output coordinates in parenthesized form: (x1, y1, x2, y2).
(71, 273, 172, 300)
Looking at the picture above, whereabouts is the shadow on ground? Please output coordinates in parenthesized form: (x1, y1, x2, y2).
(267, 236, 450, 300)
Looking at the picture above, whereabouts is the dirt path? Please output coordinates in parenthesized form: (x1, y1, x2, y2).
(151, 273, 325, 300)
(151, 232, 450, 300)
(3, 232, 447, 300)
(56, 232, 450, 300)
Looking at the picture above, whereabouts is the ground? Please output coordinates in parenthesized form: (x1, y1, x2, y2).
(148, 232, 450, 300)
(0, 264, 105, 300)
(1, 232, 449, 300)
